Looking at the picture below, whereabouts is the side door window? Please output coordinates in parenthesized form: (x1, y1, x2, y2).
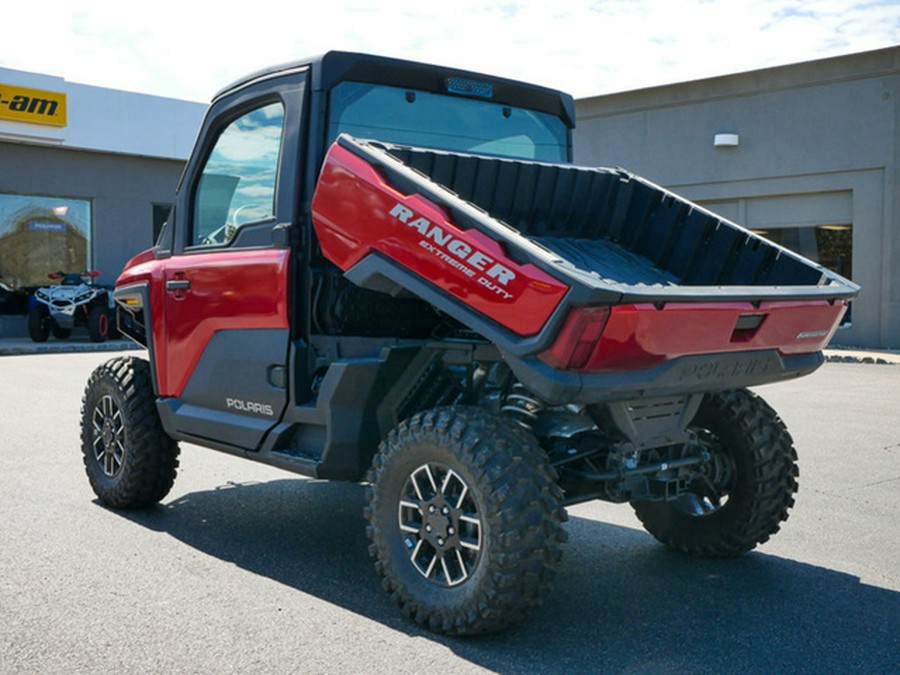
(192, 102, 285, 247)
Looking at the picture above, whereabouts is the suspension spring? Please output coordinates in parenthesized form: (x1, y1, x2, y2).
(500, 383, 546, 430)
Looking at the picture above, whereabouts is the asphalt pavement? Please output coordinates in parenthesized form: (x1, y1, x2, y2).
(1, 351, 897, 673)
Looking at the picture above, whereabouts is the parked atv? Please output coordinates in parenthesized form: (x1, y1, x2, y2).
(29, 271, 116, 343)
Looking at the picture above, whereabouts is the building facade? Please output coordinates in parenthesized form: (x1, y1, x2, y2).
(0, 67, 206, 332)
(575, 46, 899, 349)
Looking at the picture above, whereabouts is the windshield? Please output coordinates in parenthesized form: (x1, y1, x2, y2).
(328, 82, 568, 162)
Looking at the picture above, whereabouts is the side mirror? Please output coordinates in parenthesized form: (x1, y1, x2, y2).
(271, 223, 292, 248)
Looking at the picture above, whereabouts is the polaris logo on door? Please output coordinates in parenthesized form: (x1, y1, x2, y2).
(389, 203, 516, 299)
(225, 397, 275, 416)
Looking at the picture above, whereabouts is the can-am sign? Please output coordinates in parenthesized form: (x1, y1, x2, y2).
(0, 83, 67, 127)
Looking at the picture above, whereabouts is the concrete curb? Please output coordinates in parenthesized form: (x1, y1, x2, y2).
(824, 353, 898, 366)
(824, 345, 900, 366)
(0, 339, 142, 356)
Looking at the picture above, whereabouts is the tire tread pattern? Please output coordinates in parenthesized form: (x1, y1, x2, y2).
(365, 406, 567, 635)
(80, 356, 180, 508)
(633, 389, 798, 557)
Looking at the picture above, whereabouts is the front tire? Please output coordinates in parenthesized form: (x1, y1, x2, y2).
(365, 406, 566, 635)
(27, 306, 50, 342)
(51, 324, 72, 339)
(80, 356, 180, 508)
(632, 389, 798, 557)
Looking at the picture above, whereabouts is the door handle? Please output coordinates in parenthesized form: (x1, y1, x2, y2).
(166, 279, 191, 291)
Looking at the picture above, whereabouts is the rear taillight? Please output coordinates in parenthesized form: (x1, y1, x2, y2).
(538, 306, 611, 370)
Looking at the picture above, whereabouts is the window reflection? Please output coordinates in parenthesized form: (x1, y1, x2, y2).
(328, 82, 567, 162)
(193, 102, 285, 246)
(0, 193, 92, 292)
(752, 224, 853, 280)
(753, 224, 853, 325)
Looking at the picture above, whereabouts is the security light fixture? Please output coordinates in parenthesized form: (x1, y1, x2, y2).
(714, 133, 740, 147)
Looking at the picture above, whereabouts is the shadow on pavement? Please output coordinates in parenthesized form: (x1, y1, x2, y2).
(112, 478, 899, 674)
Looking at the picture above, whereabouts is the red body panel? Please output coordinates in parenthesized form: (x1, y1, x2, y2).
(122, 248, 156, 270)
(311, 144, 569, 337)
(542, 300, 848, 372)
(116, 252, 171, 386)
(118, 249, 290, 397)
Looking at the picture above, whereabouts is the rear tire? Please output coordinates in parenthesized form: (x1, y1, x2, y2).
(80, 356, 180, 508)
(365, 406, 567, 635)
(632, 389, 798, 557)
(106, 309, 121, 340)
(27, 306, 50, 342)
(87, 305, 109, 342)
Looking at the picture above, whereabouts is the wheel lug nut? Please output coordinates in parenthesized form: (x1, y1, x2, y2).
(428, 505, 436, 514)
(437, 538, 445, 546)
(448, 527, 455, 535)
(441, 506, 450, 515)
(425, 524, 433, 533)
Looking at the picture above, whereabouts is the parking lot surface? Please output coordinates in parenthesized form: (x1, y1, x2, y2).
(1, 351, 897, 673)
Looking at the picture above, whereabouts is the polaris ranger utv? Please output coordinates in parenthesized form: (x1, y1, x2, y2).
(81, 52, 858, 635)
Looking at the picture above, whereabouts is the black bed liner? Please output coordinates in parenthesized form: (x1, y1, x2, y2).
(353, 137, 858, 304)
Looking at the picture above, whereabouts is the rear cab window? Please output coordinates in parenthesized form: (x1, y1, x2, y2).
(327, 82, 567, 162)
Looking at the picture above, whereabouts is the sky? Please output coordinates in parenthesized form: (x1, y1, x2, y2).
(2, 0, 898, 102)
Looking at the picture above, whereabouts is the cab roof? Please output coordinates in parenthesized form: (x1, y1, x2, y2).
(214, 51, 576, 128)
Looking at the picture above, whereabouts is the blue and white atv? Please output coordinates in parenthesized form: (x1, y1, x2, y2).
(28, 271, 117, 343)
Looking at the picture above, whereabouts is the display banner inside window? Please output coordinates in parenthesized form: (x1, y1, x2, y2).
(0, 194, 91, 292)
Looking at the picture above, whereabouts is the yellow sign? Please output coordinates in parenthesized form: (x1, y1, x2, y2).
(0, 83, 67, 127)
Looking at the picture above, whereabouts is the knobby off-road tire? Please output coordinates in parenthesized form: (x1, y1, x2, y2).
(80, 356, 180, 508)
(633, 389, 798, 557)
(27, 306, 50, 342)
(365, 406, 567, 635)
(87, 305, 109, 342)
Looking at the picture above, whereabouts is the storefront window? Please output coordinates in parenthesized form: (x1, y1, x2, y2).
(751, 224, 853, 281)
(752, 224, 853, 324)
(812, 225, 853, 280)
(0, 193, 92, 291)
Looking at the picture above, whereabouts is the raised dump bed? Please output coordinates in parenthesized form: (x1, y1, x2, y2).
(378, 141, 847, 296)
(311, 135, 858, 384)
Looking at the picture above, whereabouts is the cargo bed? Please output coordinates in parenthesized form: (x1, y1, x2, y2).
(311, 135, 858, 400)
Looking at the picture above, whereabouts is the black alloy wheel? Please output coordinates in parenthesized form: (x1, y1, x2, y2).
(365, 406, 567, 635)
(398, 462, 482, 587)
(92, 393, 126, 478)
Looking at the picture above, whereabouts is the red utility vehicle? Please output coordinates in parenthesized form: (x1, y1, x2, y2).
(81, 52, 858, 635)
